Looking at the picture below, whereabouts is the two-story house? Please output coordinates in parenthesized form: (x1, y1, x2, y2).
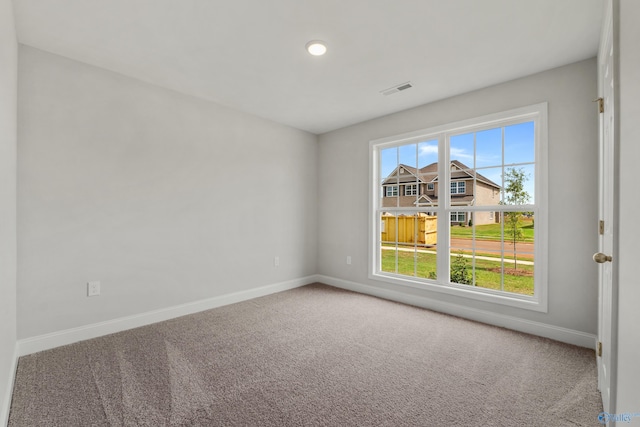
(381, 160, 501, 225)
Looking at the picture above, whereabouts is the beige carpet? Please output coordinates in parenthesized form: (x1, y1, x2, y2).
(9, 283, 602, 426)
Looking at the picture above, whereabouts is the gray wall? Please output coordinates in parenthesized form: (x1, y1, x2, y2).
(616, 0, 640, 414)
(17, 46, 318, 339)
(318, 58, 599, 334)
(0, 0, 18, 422)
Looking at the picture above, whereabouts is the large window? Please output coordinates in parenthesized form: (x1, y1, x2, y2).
(370, 103, 547, 311)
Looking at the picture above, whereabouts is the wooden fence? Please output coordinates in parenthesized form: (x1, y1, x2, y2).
(381, 213, 437, 245)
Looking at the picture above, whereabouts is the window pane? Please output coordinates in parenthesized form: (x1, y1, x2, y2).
(471, 250, 504, 291)
(504, 121, 535, 165)
(520, 164, 535, 204)
(381, 147, 399, 208)
(449, 211, 533, 295)
(503, 251, 534, 296)
(502, 211, 534, 295)
(381, 246, 400, 275)
(398, 143, 418, 168)
(380, 212, 399, 274)
(503, 166, 534, 206)
(418, 140, 438, 209)
(380, 147, 398, 179)
(450, 155, 471, 219)
(449, 217, 474, 286)
(476, 127, 502, 168)
(418, 140, 438, 168)
(450, 132, 474, 166)
(476, 167, 503, 205)
(380, 212, 437, 280)
(418, 172, 437, 208)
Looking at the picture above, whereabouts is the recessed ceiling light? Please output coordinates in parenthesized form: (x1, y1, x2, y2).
(306, 40, 327, 56)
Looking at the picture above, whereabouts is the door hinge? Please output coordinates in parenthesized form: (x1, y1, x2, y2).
(599, 220, 605, 235)
(598, 341, 603, 357)
(594, 97, 604, 113)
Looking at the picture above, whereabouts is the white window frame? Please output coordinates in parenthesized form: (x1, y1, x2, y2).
(427, 183, 435, 191)
(369, 103, 548, 312)
(451, 181, 466, 194)
(405, 184, 418, 196)
(450, 212, 466, 223)
(385, 185, 398, 197)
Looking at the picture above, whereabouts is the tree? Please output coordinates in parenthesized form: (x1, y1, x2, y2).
(503, 168, 530, 270)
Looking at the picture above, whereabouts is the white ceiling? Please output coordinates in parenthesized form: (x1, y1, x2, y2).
(13, 0, 604, 134)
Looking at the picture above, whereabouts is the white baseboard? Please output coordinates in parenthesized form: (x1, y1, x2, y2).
(317, 275, 597, 349)
(1, 345, 18, 427)
(16, 273, 596, 356)
(18, 276, 317, 357)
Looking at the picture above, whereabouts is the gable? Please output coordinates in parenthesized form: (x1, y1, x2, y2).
(381, 164, 425, 185)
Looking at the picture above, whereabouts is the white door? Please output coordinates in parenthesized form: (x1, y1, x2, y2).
(596, 6, 615, 415)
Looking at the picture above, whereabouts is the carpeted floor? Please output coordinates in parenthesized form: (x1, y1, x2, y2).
(9, 283, 603, 426)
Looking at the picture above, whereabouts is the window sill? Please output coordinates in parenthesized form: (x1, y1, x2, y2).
(370, 271, 547, 313)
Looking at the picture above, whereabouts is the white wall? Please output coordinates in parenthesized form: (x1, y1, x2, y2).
(17, 46, 318, 339)
(318, 59, 599, 336)
(0, 0, 18, 423)
(614, 0, 640, 416)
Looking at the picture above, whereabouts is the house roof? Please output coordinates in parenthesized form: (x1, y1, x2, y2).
(415, 194, 475, 205)
(382, 193, 476, 208)
(381, 164, 422, 185)
(382, 160, 501, 189)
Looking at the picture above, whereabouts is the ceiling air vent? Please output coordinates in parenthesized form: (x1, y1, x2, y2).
(380, 82, 413, 96)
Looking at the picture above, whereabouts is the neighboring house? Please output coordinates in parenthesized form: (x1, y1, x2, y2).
(381, 160, 501, 225)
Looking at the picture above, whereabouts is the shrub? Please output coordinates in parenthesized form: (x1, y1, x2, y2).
(451, 251, 473, 285)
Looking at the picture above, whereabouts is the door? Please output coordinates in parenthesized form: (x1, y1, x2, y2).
(595, 6, 615, 415)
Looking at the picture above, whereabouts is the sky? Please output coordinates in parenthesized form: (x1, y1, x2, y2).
(380, 121, 536, 203)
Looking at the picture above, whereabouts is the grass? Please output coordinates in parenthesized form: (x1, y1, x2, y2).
(383, 243, 531, 262)
(381, 248, 534, 296)
(449, 218, 534, 242)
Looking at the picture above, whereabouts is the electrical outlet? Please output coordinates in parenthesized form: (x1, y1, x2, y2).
(346, 256, 352, 265)
(274, 256, 280, 267)
(87, 281, 101, 297)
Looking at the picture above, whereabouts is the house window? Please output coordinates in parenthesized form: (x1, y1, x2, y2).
(450, 212, 465, 223)
(405, 184, 418, 196)
(370, 103, 547, 312)
(385, 185, 398, 197)
(451, 181, 465, 194)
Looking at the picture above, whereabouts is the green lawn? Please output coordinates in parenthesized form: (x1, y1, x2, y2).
(381, 249, 534, 295)
(450, 218, 534, 242)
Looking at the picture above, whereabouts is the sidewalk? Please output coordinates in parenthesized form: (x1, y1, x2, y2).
(381, 245, 535, 266)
